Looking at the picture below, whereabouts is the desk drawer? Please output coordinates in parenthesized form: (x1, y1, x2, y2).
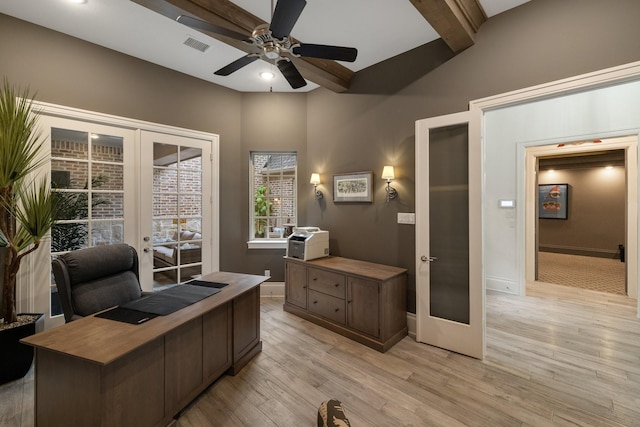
(308, 290, 345, 325)
(308, 267, 345, 299)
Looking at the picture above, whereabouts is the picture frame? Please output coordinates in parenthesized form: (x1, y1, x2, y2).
(538, 183, 568, 219)
(333, 171, 373, 203)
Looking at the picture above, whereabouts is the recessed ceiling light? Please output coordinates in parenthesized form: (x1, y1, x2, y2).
(259, 72, 275, 81)
(69, 0, 87, 4)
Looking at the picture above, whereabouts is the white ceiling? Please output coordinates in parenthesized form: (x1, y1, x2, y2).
(0, 0, 530, 93)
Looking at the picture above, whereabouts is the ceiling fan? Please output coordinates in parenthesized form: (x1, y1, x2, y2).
(176, 0, 358, 89)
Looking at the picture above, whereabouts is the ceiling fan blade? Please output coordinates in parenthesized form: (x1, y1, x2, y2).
(292, 44, 358, 62)
(269, 0, 307, 39)
(277, 59, 307, 89)
(214, 55, 260, 76)
(176, 15, 249, 41)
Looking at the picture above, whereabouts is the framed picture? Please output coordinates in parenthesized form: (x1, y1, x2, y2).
(538, 183, 568, 219)
(333, 171, 373, 203)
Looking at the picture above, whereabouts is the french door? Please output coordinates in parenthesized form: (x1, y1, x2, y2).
(28, 107, 217, 328)
(415, 111, 483, 359)
(139, 131, 214, 291)
(35, 115, 137, 328)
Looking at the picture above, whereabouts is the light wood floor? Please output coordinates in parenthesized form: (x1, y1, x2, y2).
(2, 283, 639, 426)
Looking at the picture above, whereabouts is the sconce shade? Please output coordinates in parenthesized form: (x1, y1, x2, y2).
(310, 173, 321, 185)
(381, 166, 395, 181)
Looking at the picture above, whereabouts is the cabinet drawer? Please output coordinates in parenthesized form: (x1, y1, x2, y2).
(308, 290, 345, 325)
(308, 267, 345, 299)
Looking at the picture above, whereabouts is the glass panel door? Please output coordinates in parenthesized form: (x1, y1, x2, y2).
(428, 124, 470, 324)
(415, 111, 483, 359)
(140, 131, 212, 291)
(36, 116, 135, 329)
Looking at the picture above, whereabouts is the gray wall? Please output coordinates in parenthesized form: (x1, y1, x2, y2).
(3, 0, 640, 313)
(538, 164, 625, 258)
(306, 0, 640, 311)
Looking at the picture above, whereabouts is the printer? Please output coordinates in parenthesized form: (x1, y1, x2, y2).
(286, 227, 329, 261)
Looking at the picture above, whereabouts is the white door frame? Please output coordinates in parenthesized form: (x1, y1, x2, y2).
(523, 136, 638, 300)
(470, 60, 640, 320)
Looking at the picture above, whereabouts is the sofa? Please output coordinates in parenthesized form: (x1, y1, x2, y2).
(153, 230, 202, 270)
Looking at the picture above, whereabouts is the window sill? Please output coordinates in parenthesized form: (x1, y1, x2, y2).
(247, 239, 287, 250)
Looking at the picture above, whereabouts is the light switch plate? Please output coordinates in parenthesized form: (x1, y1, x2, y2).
(397, 213, 416, 224)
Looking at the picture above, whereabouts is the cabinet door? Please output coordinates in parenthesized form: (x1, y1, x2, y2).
(203, 302, 232, 382)
(285, 261, 308, 309)
(165, 318, 203, 415)
(233, 286, 260, 363)
(347, 277, 380, 337)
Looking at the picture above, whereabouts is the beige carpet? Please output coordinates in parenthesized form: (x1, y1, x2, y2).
(537, 252, 626, 295)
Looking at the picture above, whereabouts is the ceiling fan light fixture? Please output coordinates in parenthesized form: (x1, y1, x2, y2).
(263, 45, 280, 60)
(260, 71, 275, 81)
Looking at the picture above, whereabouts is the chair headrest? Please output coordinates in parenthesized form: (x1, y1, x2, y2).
(60, 244, 136, 285)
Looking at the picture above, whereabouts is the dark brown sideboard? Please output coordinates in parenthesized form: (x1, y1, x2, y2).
(284, 256, 407, 352)
(22, 271, 266, 427)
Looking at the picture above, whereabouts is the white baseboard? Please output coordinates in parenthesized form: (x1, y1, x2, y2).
(260, 282, 285, 298)
(407, 312, 416, 338)
(486, 276, 518, 294)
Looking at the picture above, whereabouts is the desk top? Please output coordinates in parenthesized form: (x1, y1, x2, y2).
(285, 256, 407, 281)
(22, 271, 267, 366)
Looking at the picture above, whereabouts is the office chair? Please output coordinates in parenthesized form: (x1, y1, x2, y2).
(52, 243, 144, 322)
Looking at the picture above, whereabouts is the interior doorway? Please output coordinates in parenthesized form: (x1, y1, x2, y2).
(536, 148, 626, 295)
(524, 135, 638, 302)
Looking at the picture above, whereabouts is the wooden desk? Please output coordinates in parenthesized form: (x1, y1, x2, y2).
(22, 271, 266, 427)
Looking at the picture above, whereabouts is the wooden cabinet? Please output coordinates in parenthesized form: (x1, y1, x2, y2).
(284, 256, 407, 352)
(285, 260, 308, 309)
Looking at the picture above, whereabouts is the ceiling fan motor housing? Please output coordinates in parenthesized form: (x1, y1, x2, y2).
(252, 24, 290, 59)
(178, 0, 356, 89)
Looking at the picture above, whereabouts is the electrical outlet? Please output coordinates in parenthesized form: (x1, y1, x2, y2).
(264, 270, 271, 277)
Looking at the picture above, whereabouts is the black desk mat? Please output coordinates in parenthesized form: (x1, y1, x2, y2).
(95, 307, 157, 324)
(184, 279, 229, 289)
(120, 284, 221, 316)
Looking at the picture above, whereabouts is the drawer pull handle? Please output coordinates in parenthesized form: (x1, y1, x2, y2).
(335, 308, 340, 312)
(347, 300, 352, 304)
(334, 283, 339, 287)
(313, 300, 318, 304)
(312, 277, 317, 281)
(303, 285, 307, 289)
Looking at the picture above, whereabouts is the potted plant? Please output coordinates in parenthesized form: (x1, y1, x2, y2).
(0, 79, 58, 384)
(254, 184, 272, 238)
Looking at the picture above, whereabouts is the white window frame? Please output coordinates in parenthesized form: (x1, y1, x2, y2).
(247, 151, 297, 249)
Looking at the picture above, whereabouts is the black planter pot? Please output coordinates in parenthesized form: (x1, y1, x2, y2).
(0, 313, 44, 385)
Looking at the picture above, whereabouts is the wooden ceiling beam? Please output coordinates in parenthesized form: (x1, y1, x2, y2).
(409, 0, 487, 53)
(131, 0, 354, 92)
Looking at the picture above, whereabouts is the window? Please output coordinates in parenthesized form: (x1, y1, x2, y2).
(249, 152, 296, 247)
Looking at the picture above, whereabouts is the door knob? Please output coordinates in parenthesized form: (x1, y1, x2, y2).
(421, 255, 438, 262)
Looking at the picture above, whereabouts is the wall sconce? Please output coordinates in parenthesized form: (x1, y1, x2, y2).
(381, 166, 398, 202)
(310, 173, 323, 200)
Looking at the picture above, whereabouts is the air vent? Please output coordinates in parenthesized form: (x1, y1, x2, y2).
(183, 36, 210, 53)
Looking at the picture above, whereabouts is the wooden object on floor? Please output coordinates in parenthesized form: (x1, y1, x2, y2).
(284, 256, 407, 352)
(21, 271, 266, 427)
